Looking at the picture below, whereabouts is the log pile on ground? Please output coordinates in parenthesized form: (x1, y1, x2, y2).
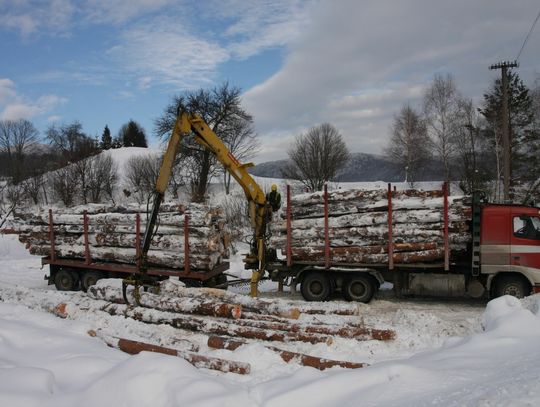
(270, 188, 472, 264)
(11, 203, 230, 271)
(84, 279, 393, 370)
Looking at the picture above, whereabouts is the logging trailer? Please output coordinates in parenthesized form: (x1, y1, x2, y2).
(258, 186, 540, 302)
(43, 111, 540, 303)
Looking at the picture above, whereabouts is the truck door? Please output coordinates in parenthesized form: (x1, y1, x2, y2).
(480, 206, 511, 266)
(510, 209, 540, 269)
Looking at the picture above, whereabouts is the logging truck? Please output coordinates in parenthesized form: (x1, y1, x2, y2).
(38, 111, 540, 303)
(254, 186, 540, 302)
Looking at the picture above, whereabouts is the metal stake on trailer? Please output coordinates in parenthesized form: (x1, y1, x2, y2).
(48, 209, 56, 262)
(286, 184, 293, 268)
(135, 213, 141, 272)
(324, 183, 330, 269)
(387, 183, 394, 271)
(184, 214, 190, 273)
(83, 211, 91, 265)
(443, 182, 450, 271)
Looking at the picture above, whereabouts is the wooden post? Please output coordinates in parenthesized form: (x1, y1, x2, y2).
(443, 182, 450, 271)
(48, 209, 56, 262)
(324, 183, 330, 268)
(184, 215, 190, 273)
(83, 211, 91, 265)
(286, 184, 292, 267)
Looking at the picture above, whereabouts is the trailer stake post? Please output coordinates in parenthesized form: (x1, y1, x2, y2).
(387, 183, 394, 271)
(83, 211, 91, 265)
(324, 183, 330, 269)
(48, 209, 56, 262)
(286, 184, 293, 267)
(136, 213, 141, 272)
(443, 182, 450, 271)
(184, 214, 190, 273)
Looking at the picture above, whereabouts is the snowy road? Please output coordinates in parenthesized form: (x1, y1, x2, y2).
(1, 234, 540, 406)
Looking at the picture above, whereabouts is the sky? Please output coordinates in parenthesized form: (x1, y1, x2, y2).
(1, 0, 539, 163)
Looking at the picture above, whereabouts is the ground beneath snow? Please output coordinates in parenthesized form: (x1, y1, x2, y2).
(1, 233, 540, 407)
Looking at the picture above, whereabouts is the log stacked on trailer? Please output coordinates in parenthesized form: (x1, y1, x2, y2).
(11, 203, 230, 271)
(270, 187, 472, 264)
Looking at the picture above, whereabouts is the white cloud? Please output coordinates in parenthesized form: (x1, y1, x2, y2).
(108, 17, 229, 89)
(243, 0, 540, 159)
(82, 0, 172, 25)
(208, 0, 314, 59)
(0, 0, 75, 37)
(0, 78, 67, 120)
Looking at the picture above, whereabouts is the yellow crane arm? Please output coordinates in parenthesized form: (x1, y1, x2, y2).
(141, 111, 268, 297)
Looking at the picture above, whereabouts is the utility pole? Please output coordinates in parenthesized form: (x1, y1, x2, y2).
(489, 60, 518, 202)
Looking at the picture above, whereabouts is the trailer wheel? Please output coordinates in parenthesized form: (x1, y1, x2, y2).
(493, 275, 530, 299)
(54, 269, 79, 291)
(301, 272, 332, 301)
(342, 275, 375, 303)
(81, 271, 103, 292)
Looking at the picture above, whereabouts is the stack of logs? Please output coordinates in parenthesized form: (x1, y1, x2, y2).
(270, 188, 472, 264)
(11, 203, 230, 271)
(75, 279, 396, 373)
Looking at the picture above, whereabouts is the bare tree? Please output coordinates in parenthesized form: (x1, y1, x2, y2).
(125, 155, 161, 204)
(423, 74, 460, 182)
(385, 104, 431, 185)
(22, 173, 45, 205)
(0, 119, 39, 183)
(87, 154, 118, 203)
(282, 123, 350, 191)
(0, 182, 20, 229)
(154, 82, 256, 202)
(453, 98, 494, 194)
(52, 166, 78, 206)
(219, 114, 260, 194)
(46, 121, 98, 164)
(73, 158, 91, 204)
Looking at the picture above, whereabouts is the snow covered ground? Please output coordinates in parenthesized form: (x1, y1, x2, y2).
(1, 233, 540, 406)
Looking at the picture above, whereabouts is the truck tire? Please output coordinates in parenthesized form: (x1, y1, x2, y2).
(342, 274, 376, 303)
(301, 272, 332, 301)
(81, 271, 104, 292)
(493, 275, 530, 299)
(54, 269, 79, 291)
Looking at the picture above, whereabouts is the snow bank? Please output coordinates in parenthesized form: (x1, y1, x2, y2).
(1, 295, 540, 406)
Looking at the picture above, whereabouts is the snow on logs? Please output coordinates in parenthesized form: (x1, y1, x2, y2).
(11, 203, 230, 271)
(270, 188, 472, 264)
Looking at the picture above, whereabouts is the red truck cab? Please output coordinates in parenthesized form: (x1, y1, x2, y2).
(480, 204, 540, 297)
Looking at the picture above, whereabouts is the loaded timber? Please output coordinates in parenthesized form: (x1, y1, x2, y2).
(8, 110, 540, 303)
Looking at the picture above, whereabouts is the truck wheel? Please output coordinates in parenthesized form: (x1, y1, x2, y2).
(342, 275, 375, 303)
(54, 269, 79, 291)
(81, 271, 103, 292)
(493, 275, 530, 299)
(301, 272, 332, 301)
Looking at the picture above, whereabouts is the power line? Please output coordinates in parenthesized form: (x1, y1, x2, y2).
(516, 7, 540, 61)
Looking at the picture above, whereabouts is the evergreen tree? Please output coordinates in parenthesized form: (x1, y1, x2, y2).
(479, 71, 539, 203)
(118, 120, 148, 148)
(100, 125, 112, 150)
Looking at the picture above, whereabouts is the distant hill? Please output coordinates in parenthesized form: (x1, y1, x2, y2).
(250, 152, 445, 182)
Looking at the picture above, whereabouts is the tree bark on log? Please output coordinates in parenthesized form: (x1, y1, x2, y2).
(90, 331, 250, 375)
(88, 284, 242, 319)
(11, 203, 230, 272)
(100, 303, 332, 345)
(158, 282, 303, 319)
(207, 336, 367, 370)
(233, 317, 395, 340)
(28, 244, 221, 270)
